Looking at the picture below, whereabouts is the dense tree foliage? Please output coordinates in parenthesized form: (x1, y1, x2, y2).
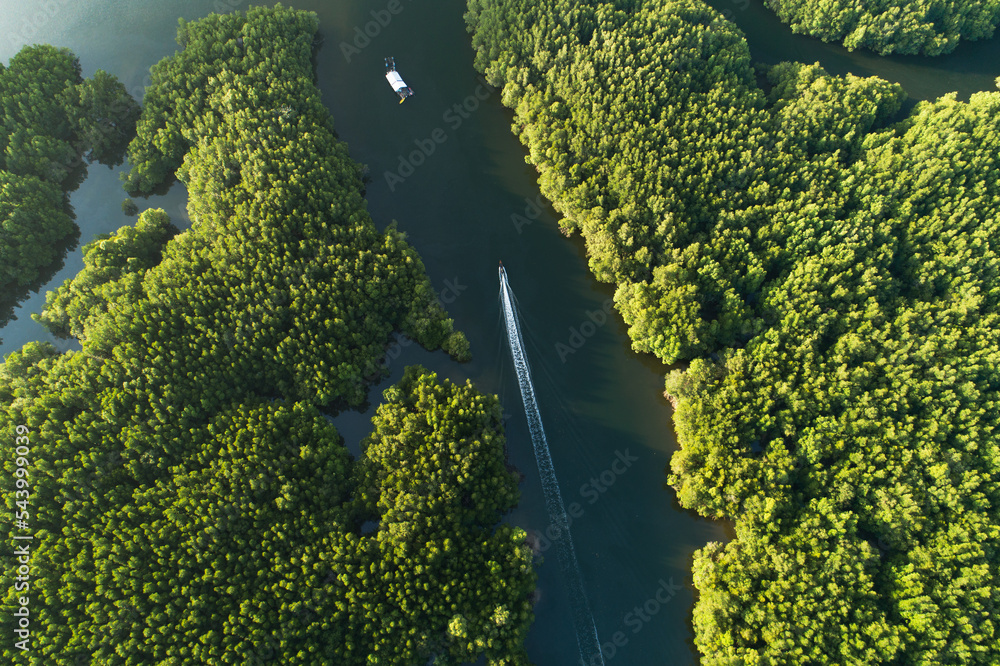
(766, 0, 1000, 55)
(1, 6, 528, 664)
(469, 0, 905, 362)
(1, 352, 531, 664)
(467, 0, 999, 663)
(32, 208, 179, 341)
(0, 45, 139, 323)
(350, 368, 534, 664)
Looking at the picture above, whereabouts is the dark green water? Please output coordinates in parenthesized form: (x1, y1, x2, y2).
(1, 1, 996, 663)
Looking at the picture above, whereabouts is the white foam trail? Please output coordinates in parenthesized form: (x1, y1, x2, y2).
(499, 265, 605, 666)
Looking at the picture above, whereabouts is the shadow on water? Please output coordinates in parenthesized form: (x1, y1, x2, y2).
(0, 222, 79, 329)
(0, 167, 190, 359)
(0, 179, 84, 335)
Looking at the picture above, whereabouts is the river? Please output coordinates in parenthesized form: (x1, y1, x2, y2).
(1, 1, 996, 664)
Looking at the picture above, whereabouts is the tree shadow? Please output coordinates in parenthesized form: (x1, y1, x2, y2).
(0, 218, 81, 328)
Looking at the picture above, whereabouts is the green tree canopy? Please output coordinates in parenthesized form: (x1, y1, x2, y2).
(2, 7, 531, 664)
(466, 0, 1000, 662)
(766, 0, 1000, 55)
(0, 45, 139, 326)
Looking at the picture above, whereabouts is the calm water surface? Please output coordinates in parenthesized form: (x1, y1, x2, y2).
(1, 1, 996, 664)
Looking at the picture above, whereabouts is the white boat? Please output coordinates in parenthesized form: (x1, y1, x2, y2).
(385, 57, 413, 103)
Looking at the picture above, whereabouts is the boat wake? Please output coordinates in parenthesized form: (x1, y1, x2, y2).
(499, 263, 604, 666)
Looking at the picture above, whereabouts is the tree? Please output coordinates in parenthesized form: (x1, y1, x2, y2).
(0, 46, 140, 322)
(466, 0, 1000, 662)
(766, 0, 1000, 55)
(3, 8, 534, 665)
